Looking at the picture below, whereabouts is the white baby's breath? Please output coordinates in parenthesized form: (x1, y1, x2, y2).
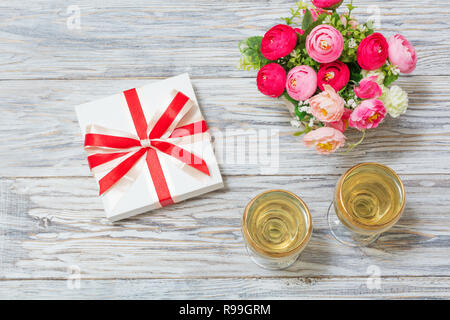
(358, 24, 367, 32)
(348, 38, 357, 48)
(298, 100, 311, 114)
(345, 98, 357, 109)
(391, 66, 400, 76)
(298, 106, 311, 113)
(290, 119, 302, 128)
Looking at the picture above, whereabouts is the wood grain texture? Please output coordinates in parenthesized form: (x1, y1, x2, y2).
(1, 277, 449, 299)
(0, 0, 449, 299)
(0, 76, 449, 177)
(0, 0, 448, 80)
(0, 175, 448, 281)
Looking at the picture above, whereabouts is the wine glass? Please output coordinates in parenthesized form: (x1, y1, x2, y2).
(328, 162, 406, 247)
(242, 190, 313, 270)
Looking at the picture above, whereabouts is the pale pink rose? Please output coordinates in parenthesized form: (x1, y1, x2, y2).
(354, 76, 382, 99)
(326, 108, 352, 132)
(302, 127, 346, 155)
(286, 65, 317, 101)
(388, 34, 417, 74)
(306, 25, 344, 63)
(309, 84, 345, 123)
(349, 99, 387, 130)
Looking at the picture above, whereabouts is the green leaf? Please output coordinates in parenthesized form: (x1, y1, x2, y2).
(302, 9, 313, 30)
(348, 62, 363, 83)
(384, 73, 399, 87)
(238, 36, 270, 70)
(296, 110, 307, 121)
(330, 12, 340, 24)
(293, 129, 307, 136)
(346, 0, 357, 16)
(282, 91, 299, 106)
(282, 1, 309, 25)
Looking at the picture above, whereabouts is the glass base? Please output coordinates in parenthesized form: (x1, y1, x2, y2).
(245, 245, 300, 270)
(327, 202, 380, 247)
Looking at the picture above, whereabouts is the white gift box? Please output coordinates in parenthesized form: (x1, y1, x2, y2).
(75, 73, 224, 221)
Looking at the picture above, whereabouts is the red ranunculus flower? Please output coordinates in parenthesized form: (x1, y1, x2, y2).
(256, 63, 287, 98)
(357, 33, 389, 71)
(317, 61, 350, 92)
(261, 24, 298, 61)
(311, 0, 344, 10)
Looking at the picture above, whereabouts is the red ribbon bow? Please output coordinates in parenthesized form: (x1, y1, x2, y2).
(84, 88, 210, 207)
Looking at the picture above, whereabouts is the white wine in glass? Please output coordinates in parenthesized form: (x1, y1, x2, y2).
(328, 163, 405, 246)
(242, 190, 312, 270)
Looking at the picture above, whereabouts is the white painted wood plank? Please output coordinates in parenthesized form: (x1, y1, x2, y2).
(0, 277, 448, 299)
(0, 76, 448, 177)
(1, 174, 448, 280)
(0, 0, 449, 299)
(0, 0, 447, 79)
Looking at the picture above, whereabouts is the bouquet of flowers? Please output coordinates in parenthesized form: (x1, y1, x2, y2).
(239, 0, 417, 154)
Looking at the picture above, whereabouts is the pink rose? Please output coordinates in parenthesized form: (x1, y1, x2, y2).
(354, 76, 382, 99)
(294, 28, 305, 36)
(261, 24, 298, 60)
(349, 99, 387, 130)
(317, 60, 350, 92)
(303, 127, 346, 155)
(256, 63, 287, 98)
(306, 25, 344, 63)
(309, 84, 345, 123)
(311, 0, 344, 10)
(357, 33, 389, 70)
(388, 34, 417, 74)
(326, 108, 352, 132)
(286, 65, 317, 101)
(303, 8, 332, 21)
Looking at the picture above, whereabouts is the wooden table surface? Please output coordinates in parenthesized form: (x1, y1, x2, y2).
(0, 0, 449, 299)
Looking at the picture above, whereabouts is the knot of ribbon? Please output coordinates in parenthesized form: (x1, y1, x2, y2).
(84, 88, 210, 207)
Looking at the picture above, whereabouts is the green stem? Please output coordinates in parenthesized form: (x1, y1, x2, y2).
(343, 130, 366, 154)
(347, 0, 356, 16)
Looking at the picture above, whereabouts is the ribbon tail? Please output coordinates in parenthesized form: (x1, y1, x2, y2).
(98, 148, 147, 196)
(146, 149, 174, 207)
(151, 141, 210, 176)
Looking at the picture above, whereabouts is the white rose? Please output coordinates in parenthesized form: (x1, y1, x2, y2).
(381, 85, 409, 118)
(361, 69, 385, 85)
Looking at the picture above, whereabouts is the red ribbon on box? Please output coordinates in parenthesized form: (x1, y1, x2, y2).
(84, 89, 210, 207)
